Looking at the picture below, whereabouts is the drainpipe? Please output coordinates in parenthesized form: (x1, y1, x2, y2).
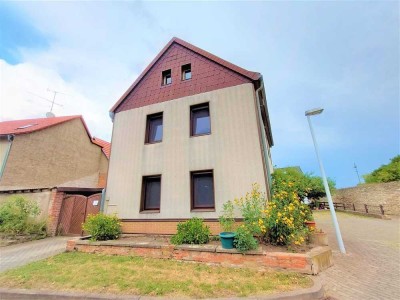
(255, 77, 272, 197)
(100, 188, 106, 213)
(109, 112, 115, 123)
(0, 135, 14, 180)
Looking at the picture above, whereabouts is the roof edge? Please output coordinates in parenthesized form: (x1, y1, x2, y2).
(110, 37, 261, 113)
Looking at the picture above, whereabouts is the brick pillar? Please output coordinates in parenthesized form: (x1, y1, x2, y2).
(47, 189, 65, 236)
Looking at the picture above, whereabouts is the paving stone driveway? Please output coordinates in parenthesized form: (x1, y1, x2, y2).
(314, 211, 400, 300)
(0, 236, 72, 272)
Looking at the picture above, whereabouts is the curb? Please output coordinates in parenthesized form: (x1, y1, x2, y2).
(0, 277, 324, 300)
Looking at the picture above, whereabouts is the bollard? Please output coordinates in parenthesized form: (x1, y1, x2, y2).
(364, 204, 369, 214)
(353, 203, 356, 211)
(379, 205, 385, 215)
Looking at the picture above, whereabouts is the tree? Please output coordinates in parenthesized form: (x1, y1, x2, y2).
(272, 167, 336, 200)
(363, 155, 400, 184)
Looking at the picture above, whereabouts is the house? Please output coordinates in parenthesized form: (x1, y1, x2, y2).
(105, 37, 274, 234)
(0, 115, 110, 235)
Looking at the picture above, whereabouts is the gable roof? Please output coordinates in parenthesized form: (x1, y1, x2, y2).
(0, 116, 111, 158)
(110, 37, 261, 113)
(0, 116, 83, 136)
(92, 137, 111, 159)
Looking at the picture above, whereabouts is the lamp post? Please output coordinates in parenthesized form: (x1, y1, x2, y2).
(305, 108, 346, 254)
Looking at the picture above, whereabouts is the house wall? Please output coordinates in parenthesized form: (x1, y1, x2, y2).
(105, 83, 268, 223)
(0, 190, 52, 221)
(0, 119, 105, 189)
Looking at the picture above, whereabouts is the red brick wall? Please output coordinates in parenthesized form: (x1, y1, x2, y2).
(47, 189, 65, 236)
(116, 43, 252, 113)
(67, 241, 316, 274)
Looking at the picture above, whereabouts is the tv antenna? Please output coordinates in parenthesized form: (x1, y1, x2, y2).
(353, 163, 362, 184)
(47, 88, 68, 112)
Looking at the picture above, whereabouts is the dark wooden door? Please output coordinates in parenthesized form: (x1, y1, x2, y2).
(57, 194, 101, 236)
(68, 195, 87, 235)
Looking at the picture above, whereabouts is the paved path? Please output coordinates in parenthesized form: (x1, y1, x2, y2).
(0, 237, 72, 272)
(314, 211, 400, 300)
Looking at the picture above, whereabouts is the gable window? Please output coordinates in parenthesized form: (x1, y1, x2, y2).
(145, 112, 163, 144)
(162, 69, 172, 86)
(190, 103, 211, 136)
(181, 64, 192, 80)
(191, 170, 215, 210)
(141, 175, 161, 211)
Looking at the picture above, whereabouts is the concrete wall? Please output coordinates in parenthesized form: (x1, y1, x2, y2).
(0, 118, 106, 190)
(332, 181, 400, 216)
(106, 83, 268, 219)
(0, 191, 52, 221)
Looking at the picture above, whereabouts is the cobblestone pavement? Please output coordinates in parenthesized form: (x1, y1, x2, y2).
(314, 211, 400, 300)
(0, 236, 72, 272)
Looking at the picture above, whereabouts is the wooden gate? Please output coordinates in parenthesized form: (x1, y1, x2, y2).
(57, 193, 101, 235)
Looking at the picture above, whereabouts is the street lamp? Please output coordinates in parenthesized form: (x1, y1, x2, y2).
(305, 108, 346, 254)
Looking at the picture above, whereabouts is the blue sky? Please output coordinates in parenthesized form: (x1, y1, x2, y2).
(0, 1, 398, 188)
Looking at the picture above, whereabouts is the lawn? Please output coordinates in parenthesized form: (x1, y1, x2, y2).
(0, 252, 312, 298)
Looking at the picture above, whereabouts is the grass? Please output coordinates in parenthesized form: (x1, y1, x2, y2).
(0, 252, 312, 298)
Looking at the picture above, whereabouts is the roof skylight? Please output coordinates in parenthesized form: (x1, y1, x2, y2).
(16, 124, 37, 130)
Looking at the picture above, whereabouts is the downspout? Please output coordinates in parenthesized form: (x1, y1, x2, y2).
(255, 77, 272, 198)
(100, 188, 106, 213)
(0, 134, 14, 179)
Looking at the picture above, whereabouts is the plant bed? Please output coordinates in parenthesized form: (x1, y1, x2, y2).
(67, 235, 333, 275)
(0, 233, 46, 247)
(0, 252, 313, 298)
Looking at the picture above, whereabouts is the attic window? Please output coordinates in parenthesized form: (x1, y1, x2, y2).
(16, 124, 37, 130)
(162, 69, 172, 86)
(182, 64, 191, 80)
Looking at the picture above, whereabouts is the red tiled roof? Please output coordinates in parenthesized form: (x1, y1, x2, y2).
(110, 37, 261, 113)
(0, 116, 111, 158)
(92, 137, 111, 159)
(0, 116, 82, 135)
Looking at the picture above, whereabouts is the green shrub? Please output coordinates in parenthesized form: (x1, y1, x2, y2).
(171, 218, 210, 245)
(82, 213, 121, 241)
(0, 196, 41, 235)
(218, 200, 235, 232)
(234, 225, 258, 252)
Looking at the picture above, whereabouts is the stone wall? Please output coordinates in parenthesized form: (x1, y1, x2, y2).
(331, 181, 400, 216)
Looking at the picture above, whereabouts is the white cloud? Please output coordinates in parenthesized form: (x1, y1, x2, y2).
(0, 59, 113, 139)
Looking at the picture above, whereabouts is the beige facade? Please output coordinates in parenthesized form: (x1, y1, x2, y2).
(106, 83, 270, 219)
(0, 118, 108, 190)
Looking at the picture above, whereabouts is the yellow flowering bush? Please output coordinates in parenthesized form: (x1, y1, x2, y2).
(234, 183, 267, 236)
(265, 176, 313, 246)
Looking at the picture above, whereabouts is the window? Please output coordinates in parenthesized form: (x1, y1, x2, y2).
(141, 175, 161, 211)
(190, 103, 211, 136)
(162, 69, 172, 85)
(181, 64, 191, 80)
(191, 170, 215, 210)
(145, 113, 163, 144)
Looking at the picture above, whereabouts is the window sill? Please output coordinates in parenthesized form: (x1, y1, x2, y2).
(191, 208, 216, 212)
(145, 141, 162, 145)
(190, 133, 211, 138)
(139, 210, 160, 214)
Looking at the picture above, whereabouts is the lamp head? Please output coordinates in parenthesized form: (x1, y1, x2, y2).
(305, 108, 324, 116)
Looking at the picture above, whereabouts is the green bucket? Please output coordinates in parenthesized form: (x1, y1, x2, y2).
(219, 232, 236, 249)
